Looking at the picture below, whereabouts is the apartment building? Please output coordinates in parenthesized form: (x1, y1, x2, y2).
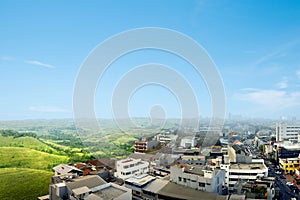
(170, 164, 226, 194)
(115, 158, 149, 180)
(226, 163, 268, 192)
(134, 137, 158, 153)
(279, 157, 299, 174)
(276, 123, 300, 142)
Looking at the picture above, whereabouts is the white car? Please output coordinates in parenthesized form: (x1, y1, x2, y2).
(275, 171, 281, 174)
(286, 182, 293, 186)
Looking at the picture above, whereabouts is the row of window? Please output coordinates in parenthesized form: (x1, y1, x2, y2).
(229, 172, 259, 176)
(123, 163, 145, 169)
(121, 168, 148, 176)
(177, 177, 210, 186)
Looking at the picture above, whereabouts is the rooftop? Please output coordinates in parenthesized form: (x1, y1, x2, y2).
(53, 164, 82, 175)
(143, 179, 169, 193)
(230, 163, 266, 170)
(66, 175, 106, 191)
(158, 182, 227, 200)
(72, 186, 90, 196)
(93, 185, 127, 200)
(125, 174, 156, 187)
(84, 194, 103, 200)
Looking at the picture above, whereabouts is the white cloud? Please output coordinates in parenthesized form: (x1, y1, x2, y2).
(25, 60, 54, 68)
(29, 106, 68, 113)
(276, 76, 288, 89)
(236, 88, 300, 109)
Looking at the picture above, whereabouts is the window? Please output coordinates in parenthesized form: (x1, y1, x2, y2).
(199, 182, 205, 187)
(206, 183, 211, 185)
(183, 178, 186, 183)
(178, 177, 182, 182)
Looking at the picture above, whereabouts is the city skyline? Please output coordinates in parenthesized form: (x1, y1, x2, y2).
(1, 1, 300, 120)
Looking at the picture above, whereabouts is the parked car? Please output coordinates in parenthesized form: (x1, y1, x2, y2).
(286, 182, 294, 186)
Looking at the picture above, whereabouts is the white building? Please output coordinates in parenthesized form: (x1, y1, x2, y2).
(155, 134, 177, 144)
(115, 158, 149, 180)
(224, 163, 268, 192)
(180, 136, 196, 148)
(276, 123, 300, 142)
(170, 164, 226, 194)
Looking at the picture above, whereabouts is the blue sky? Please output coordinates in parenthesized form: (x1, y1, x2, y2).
(1, 0, 300, 120)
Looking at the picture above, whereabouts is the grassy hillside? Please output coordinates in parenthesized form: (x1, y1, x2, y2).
(0, 135, 60, 154)
(0, 168, 53, 200)
(0, 147, 69, 170)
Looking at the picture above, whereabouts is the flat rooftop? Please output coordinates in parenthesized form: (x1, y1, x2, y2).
(125, 174, 156, 186)
(230, 163, 266, 170)
(158, 182, 227, 200)
(143, 179, 169, 193)
(93, 185, 127, 199)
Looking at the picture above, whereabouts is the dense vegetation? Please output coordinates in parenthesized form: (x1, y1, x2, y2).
(0, 129, 37, 138)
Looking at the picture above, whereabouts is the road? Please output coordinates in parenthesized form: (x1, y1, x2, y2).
(266, 160, 299, 200)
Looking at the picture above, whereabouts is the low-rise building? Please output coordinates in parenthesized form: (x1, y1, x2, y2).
(115, 158, 149, 180)
(176, 155, 206, 166)
(134, 137, 158, 153)
(124, 174, 156, 200)
(279, 157, 299, 174)
(232, 177, 275, 200)
(47, 174, 131, 200)
(228, 144, 252, 163)
(170, 164, 226, 194)
(227, 163, 268, 192)
(180, 136, 197, 148)
(53, 164, 83, 176)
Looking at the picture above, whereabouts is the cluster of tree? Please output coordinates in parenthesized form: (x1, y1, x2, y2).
(0, 130, 37, 138)
(40, 130, 84, 148)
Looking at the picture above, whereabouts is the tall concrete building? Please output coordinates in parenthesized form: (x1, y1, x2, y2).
(275, 123, 300, 142)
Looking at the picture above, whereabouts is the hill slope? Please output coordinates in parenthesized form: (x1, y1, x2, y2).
(0, 135, 61, 154)
(0, 147, 69, 170)
(0, 168, 53, 200)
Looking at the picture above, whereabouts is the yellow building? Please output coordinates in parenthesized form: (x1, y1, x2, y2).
(279, 158, 299, 174)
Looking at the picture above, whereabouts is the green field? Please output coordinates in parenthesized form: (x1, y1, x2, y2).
(0, 147, 69, 170)
(0, 135, 60, 154)
(0, 168, 53, 200)
(0, 134, 70, 199)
